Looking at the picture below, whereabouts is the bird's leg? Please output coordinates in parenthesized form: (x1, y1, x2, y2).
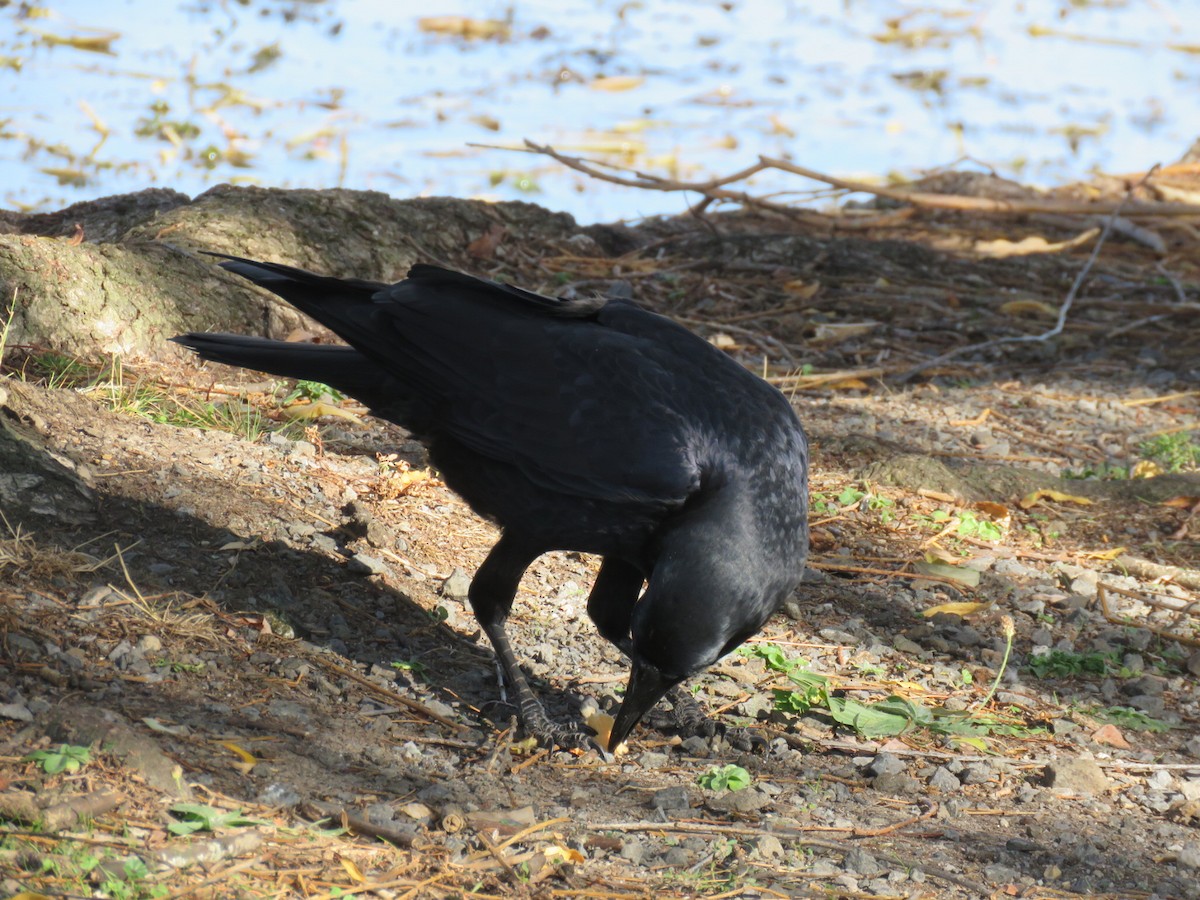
(586, 557, 645, 652)
(469, 536, 593, 750)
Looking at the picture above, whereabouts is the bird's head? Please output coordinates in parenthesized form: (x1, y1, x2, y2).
(605, 517, 791, 752)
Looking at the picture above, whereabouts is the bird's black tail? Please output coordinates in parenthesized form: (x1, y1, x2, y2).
(204, 253, 392, 350)
(171, 333, 387, 402)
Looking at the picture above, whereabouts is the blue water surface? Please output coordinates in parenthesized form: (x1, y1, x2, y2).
(1, 0, 1197, 223)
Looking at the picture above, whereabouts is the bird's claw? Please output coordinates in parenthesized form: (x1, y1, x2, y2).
(519, 708, 598, 752)
(667, 688, 768, 753)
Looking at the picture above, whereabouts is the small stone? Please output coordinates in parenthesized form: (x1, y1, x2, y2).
(928, 766, 960, 792)
(984, 863, 1021, 883)
(1040, 757, 1112, 796)
(136, 634, 162, 654)
(679, 735, 710, 757)
(1127, 694, 1165, 716)
(1069, 571, 1099, 597)
(708, 787, 771, 813)
(867, 752, 906, 776)
(0, 702, 33, 722)
(310, 533, 339, 554)
(1030, 627, 1053, 647)
(752, 834, 784, 860)
(1177, 842, 1200, 870)
(660, 846, 691, 867)
(1121, 675, 1165, 697)
(960, 764, 995, 785)
(619, 839, 644, 864)
(1147, 770, 1175, 791)
(844, 847, 880, 875)
(257, 783, 302, 808)
(893, 636, 924, 655)
(266, 699, 311, 724)
(441, 567, 472, 600)
(348, 553, 387, 576)
(650, 786, 691, 811)
(872, 772, 921, 795)
(1187, 650, 1200, 678)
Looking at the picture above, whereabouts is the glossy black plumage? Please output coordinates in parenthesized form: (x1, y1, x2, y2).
(173, 254, 809, 751)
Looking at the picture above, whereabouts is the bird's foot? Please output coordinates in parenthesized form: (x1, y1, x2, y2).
(667, 687, 767, 753)
(496, 691, 597, 751)
(521, 707, 598, 752)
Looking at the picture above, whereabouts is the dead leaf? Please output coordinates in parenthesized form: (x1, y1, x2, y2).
(975, 500, 1010, 520)
(417, 16, 510, 40)
(218, 539, 259, 552)
(950, 408, 992, 427)
(828, 378, 870, 390)
(1132, 460, 1163, 478)
(339, 856, 366, 883)
(219, 740, 258, 774)
(709, 333, 738, 350)
(468, 114, 501, 132)
(1018, 488, 1094, 509)
(30, 28, 119, 54)
(999, 298, 1059, 317)
(67, 222, 85, 246)
(279, 401, 364, 424)
(589, 75, 644, 92)
(1079, 546, 1126, 561)
(976, 228, 1098, 259)
(467, 222, 506, 259)
(781, 279, 820, 298)
(913, 562, 981, 587)
(1162, 495, 1200, 509)
(769, 114, 795, 137)
(922, 600, 993, 617)
(924, 546, 959, 564)
(1091, 723, 1131, 749)
(811, 321, 878, 344)
(585, 711, 626, 754)
(143, 717, 190, 736)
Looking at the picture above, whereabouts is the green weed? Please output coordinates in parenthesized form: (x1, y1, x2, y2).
(1139, 432, 1200, 473)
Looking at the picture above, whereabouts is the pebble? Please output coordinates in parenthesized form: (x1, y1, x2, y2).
(347, 552, 387, 576)
(659, 846, 691, 867)
(0, 702, 33, 722)
(257, 783, 302, 808)
(441, 567, 472, 600)
(619, 840, 645, 864)
(843, 847, 880, 875)
(867, 752, 906, 776)
(928, 766, 961, 792)
(650, 786, 690, 811)
(872, 772, 921, 795)
(752, 834, 785, 860)
(708, 787, 771, 813)
(1041, 758, 1112, 796)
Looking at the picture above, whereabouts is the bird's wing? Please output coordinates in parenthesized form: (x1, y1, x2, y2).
(368, 277, 705, 506)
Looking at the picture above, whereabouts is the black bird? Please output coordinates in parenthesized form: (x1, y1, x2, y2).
(173, 254, 809, 752)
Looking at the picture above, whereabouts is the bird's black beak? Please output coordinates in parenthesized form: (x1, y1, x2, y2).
(608, 659, 677, 752)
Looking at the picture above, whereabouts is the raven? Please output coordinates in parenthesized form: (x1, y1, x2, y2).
(174, 255, 809, 752)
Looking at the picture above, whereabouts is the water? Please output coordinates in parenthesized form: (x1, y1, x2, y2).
(2, 0, 1197, 224)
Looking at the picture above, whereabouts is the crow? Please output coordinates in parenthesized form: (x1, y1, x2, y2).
(173, 254, 809, 752)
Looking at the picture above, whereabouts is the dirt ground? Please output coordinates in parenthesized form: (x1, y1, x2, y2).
(2, 177, 1200, 899)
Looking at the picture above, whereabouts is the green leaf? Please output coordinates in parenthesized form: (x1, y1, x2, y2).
(167, 802, 266, 835)
(698, 764, 753, 792)
(826, 696, 912, 737)
(24, 743, 91, 774)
